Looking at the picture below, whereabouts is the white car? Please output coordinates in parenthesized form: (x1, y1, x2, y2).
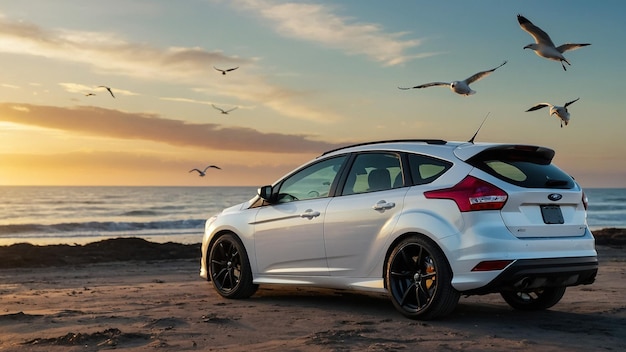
(200, 140, 597, 319)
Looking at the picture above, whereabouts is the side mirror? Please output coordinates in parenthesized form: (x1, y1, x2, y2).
(257, 185, 273, 201)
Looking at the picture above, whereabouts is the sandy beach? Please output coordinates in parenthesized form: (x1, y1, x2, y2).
(1, 230, 625, 351)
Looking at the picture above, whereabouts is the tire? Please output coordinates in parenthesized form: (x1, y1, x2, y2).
(385, 236, 460, 320)
(500, 287, 566, 311)
(208, 233, 258, 299)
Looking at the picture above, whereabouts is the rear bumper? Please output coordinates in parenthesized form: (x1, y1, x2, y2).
(461, 256, 598, 295)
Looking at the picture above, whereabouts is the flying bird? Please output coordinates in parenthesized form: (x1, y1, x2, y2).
(398, 61, 507, 96)
(517, 14, 590, 71)
(98, 85, 115, 98)
(189, 165, 222, 177)
(525, 98, 580, 128)
(84, 93, 96, 97)
(212, 104, 238, 114)
(214, 66, 239, 75)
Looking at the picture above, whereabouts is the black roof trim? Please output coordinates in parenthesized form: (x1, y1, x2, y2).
(321, 139, 447, 156)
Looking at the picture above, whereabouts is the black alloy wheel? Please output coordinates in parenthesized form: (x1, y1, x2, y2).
(209, 233, 257, 299)
(386, 236, 459, 320)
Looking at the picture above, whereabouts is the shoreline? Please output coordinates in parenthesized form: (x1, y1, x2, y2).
(0, 227, 623, 269)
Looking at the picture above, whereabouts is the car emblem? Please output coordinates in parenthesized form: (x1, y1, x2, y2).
(548, 193, 563, 201)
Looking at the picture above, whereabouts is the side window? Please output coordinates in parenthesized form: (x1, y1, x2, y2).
(408, 154, 452, 185)
(342, 153, 402, 195)
(277, 156, 347, 203)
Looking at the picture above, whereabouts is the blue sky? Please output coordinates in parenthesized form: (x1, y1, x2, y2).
(0, 0, 624, 187)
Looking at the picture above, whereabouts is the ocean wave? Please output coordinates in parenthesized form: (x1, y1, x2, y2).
(120, 210, 161, 217)
(0, 219, 206, 236)
(150, 205, 187, 211)
(587, 204, 626, 212)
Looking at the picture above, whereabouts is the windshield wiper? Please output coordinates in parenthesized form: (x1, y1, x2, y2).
(545, 179, 569, 187)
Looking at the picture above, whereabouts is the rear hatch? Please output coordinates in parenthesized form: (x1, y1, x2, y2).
(459, 144, 587, 238)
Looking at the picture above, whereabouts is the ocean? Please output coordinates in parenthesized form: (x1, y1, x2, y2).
(0, 186, 257, 246)
(0, 186, 624, 246)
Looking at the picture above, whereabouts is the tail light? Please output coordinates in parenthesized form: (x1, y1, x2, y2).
(582, 191, 588, 210)
(424, 176, 508, 212)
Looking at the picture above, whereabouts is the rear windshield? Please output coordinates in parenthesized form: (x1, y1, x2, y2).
(467, 147, 575, 189)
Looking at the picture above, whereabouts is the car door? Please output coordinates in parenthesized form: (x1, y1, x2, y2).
(253, 155, 347, 277)
(324, 152, 409, 278)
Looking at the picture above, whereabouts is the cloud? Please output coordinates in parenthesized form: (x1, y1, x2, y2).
(1, 83, 20, 89)
(59, 83, 138, 97)
(0, 18, 248, 81)
(232, 0, 434, 66)
(10, 105, 30, 112)
(0, 15, 344, 123)
(0, 103, 347, 154)
(191, 83, 339, 123)
(160, 97, 215, 106)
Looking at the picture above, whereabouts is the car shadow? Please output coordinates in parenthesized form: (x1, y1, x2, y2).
(245, 285, 625, 347)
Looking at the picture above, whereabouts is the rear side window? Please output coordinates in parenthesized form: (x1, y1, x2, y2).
(468, 147, 575, 189)
(408, 154, 452, 185)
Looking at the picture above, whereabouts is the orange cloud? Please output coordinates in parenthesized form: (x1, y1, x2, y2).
(0, 103, 346, 154)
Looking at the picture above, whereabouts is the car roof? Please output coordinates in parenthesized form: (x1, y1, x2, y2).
(320, 139, 554, 162)
(321, 139, 457, 156)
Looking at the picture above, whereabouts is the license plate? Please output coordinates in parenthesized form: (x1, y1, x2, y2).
(540, 205, 564, 224)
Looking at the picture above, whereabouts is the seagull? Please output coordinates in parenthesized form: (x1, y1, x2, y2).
(525, 98, 580, 128)
(189, 165, 222, 176)
(212, 104, 238, 114)
(214, 66, 239, 75)
(398, 61, 507, 96)
(84, 93, 96, 97)
(517, 14, 590, 71)
(98, 85, 115, 98)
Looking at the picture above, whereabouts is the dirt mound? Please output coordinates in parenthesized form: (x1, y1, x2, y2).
(592, 228, 626, 246)
(0, 237, 200, 268)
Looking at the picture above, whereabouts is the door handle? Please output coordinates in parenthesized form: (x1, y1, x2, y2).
(372, 200, 396, 211)
(300, 209, 321, 219)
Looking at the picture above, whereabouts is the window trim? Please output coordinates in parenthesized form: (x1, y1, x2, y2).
(406, 153, 453, 186)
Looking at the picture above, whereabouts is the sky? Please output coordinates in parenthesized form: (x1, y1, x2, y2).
(0, 0, 624, 187)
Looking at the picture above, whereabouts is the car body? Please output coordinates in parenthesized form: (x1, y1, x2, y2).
(200, 139, 597, 319)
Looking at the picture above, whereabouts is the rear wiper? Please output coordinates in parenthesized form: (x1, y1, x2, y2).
(545, 179, 569, 187)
